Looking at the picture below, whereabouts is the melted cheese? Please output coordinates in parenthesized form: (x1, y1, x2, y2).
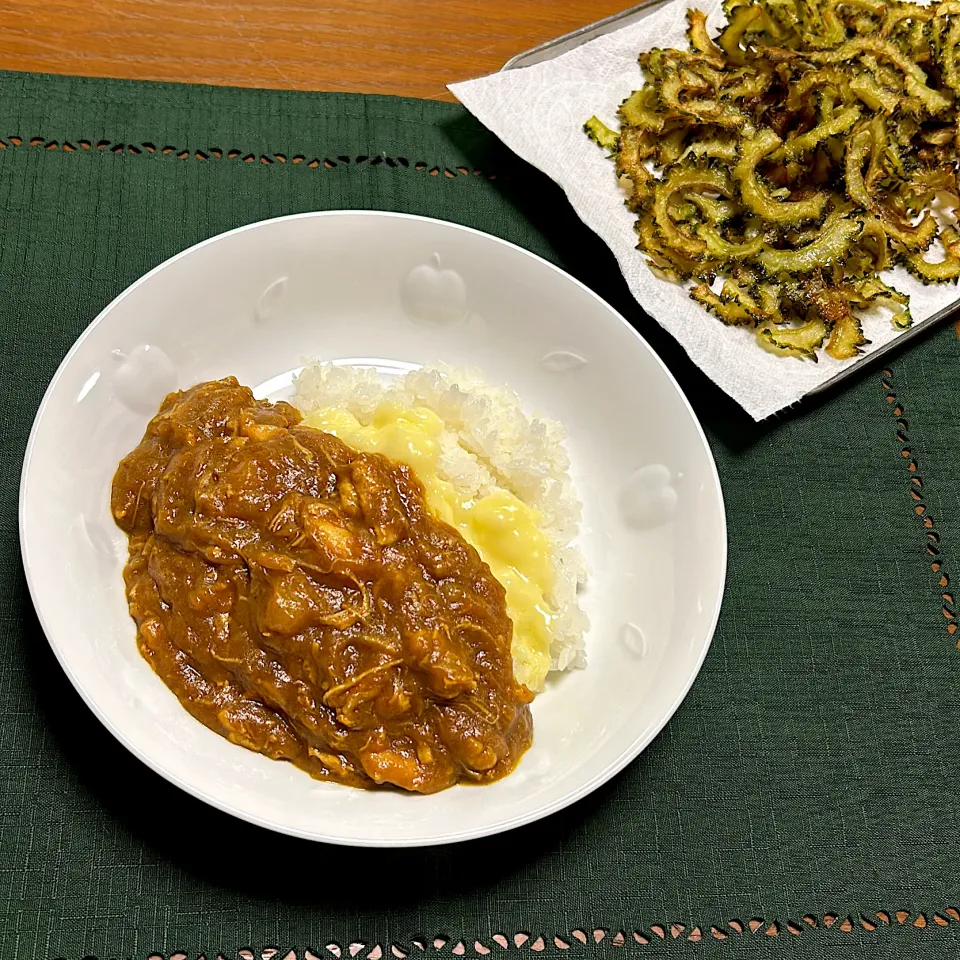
(302, 402, 554, 690)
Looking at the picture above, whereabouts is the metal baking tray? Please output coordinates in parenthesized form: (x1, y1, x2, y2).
(502, 0, 673, 70)
(500, 1, 958, 399)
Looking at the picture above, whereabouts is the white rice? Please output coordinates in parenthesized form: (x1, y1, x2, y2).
(292, 361, 589, 677)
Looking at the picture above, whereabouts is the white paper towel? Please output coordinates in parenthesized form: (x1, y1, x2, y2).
(449, 0, 959, 420)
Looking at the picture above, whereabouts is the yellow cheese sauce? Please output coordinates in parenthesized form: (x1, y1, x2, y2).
(302, 402, 555, 690)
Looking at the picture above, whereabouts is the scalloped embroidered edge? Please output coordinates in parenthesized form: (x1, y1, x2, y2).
(881, 367, 957, 641)
(60, 909, 959, 960)
(0, 134, 506, 181)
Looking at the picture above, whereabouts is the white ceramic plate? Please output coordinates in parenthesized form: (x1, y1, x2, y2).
(19, 211, 725, 846)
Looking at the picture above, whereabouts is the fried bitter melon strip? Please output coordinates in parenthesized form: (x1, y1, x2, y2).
(652, 166, 734, 256)
(585, 0, 960, 362)
(758, 315, 829, 359)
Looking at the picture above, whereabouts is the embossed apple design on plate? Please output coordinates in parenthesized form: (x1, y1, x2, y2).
(619, 464, 678, 530)
(400, 253, 469, 325)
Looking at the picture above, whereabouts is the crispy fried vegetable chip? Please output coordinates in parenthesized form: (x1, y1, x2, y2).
(585, 0, 960, 361)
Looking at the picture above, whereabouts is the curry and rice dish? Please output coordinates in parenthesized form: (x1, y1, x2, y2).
(111, 366, 587, 793)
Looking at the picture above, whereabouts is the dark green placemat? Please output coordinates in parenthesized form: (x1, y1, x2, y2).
(1, 69, 958, 960)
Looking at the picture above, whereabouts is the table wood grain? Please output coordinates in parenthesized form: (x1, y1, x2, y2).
(0, 0, 630, 100)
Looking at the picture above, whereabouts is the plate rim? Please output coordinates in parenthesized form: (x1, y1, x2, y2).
(18, 209, 728, 846)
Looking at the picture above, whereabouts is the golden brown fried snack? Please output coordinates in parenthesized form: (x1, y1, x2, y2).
(586, 0, 960, 361)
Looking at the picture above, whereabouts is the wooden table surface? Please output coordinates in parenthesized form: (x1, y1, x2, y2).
(0, 0, 630, 100)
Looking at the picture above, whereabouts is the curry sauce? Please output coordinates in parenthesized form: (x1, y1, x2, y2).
(111, 378, 533, 793)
